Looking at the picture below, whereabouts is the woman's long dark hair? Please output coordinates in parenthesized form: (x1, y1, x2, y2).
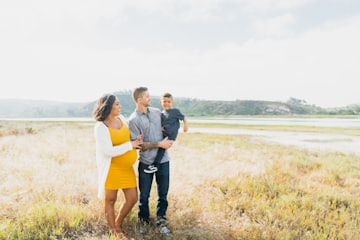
(92, 94, 116, 121)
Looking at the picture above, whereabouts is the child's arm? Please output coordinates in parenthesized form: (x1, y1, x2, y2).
(182, 116, 189, 132)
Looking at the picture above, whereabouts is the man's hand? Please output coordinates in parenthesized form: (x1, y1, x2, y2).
(158, 137, 174, 149)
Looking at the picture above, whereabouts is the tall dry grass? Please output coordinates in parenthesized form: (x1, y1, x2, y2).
(0, 120, 359, 239)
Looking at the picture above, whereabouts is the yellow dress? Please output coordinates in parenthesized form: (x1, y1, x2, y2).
(105, 123, 137, 189)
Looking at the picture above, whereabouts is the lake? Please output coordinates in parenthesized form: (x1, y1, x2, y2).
(187, 117, 360, 156)
(2, 117, 360, 128)
(189, 117, 360, 128)
(1, 117, 360, 155)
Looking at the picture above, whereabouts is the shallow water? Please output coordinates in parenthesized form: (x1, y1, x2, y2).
(2, 117, 359, 155)
(190, 127, 360, 156)
(190, 117, 360, 128)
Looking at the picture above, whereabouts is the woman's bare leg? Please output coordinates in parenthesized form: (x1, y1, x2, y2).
(115, 187, 138, 232)
(104, 189, 119, 234)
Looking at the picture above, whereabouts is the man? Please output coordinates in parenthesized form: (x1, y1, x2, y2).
(128, 86, 174, 236)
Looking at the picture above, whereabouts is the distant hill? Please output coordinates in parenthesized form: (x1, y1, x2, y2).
(0, 99, 90, 118)
(0, 91, 359, 118)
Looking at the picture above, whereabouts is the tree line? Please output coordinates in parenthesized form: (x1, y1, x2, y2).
(86, 91, 360, 117)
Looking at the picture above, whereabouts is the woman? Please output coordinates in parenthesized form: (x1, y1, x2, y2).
(93, 94, 142, 236)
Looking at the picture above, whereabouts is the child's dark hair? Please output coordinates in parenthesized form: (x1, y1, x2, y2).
(162, 92, 173, 99)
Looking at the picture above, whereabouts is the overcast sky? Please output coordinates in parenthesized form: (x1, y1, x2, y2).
(1, 0, 359, 108)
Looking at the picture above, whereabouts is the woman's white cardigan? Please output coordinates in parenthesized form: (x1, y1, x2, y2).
(94, 115, 133, 199)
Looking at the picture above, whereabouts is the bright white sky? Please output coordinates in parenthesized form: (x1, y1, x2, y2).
(1, 0, 359, 108)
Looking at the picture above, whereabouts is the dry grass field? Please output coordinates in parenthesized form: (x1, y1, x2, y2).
(0, 120, 359, 239)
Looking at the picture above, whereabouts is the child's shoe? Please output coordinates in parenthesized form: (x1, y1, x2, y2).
(144, 165, 158, 173)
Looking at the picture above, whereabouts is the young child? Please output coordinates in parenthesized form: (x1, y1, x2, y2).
(144, 92, 189, 173)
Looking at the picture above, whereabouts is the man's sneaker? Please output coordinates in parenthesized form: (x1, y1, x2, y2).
(157, 217, 171, 237)
(144, 165, 158, 173)
(159, 225, 171, 236)
(156, 216, 167, 226)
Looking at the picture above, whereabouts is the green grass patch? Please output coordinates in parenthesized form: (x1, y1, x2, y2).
(1, 201, 93, 240)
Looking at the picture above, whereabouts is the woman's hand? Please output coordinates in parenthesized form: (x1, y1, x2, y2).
(132, 135, 143, 149)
